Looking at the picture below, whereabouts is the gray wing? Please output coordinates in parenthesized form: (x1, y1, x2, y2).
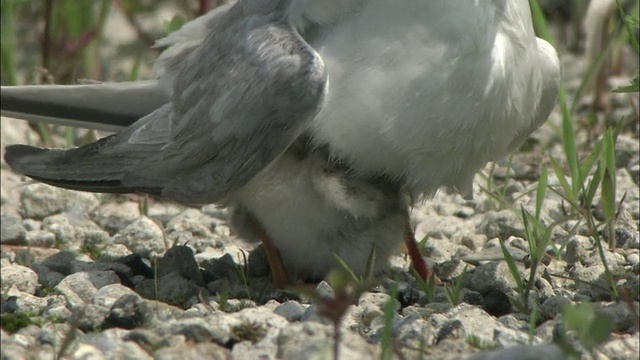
(5, 3, 328, 205)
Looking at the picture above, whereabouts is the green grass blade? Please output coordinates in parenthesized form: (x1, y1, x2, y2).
(499, 238, 524, 294)
(549, 157, 575, 204)
(535, 165, 548, 221)
(529, 0, 552, 42)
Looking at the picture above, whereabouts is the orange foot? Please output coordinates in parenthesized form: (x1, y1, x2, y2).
(249, 216, 290, 288)
(404, 223, 430, 281)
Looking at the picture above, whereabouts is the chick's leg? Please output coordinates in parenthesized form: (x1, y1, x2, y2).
(249, 216, 290, 288)
(404, 223, 430, 281)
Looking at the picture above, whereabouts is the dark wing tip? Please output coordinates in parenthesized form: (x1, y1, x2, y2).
(4, 144, 48, 171)
(4, 144, 163, 196)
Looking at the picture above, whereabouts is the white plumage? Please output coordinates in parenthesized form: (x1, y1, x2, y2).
(2, 0, 560, 280)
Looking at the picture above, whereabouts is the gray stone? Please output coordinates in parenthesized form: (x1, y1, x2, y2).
(468, 344, 565, 360)
(274, 301, 306, 322)
(30, 264, 64, 289)
(598, 301, 640, 333)
(157, 245, 205, 286)
(21, 219, 41, 231)
(25, 230, 56, 247)
(72, 303, 111, 332)
(539, 295, 574, 321)
(44, 305, 72, 321)
(112, 216, 166, 258)
(40, 250, 77, 275)
(571, 264, 615, 300)
(104, 294, 155, 330)
(20, 183, 99, 220)
(437, 304, 506, 344)
(627, 253, 639, 267)
(1, 264, 39, 295)
(42, 214, 109, 251)
(415, 215, 471, 240)
(300, 304, 332, 325)
(155, 342, 228, 360)
(497, 314, 528, 331)
(165, 209, 220, 252)
(315, 281, 335, 300)
(476, 210, 525, 240)
(136, 271, 207, 306)
(74, 328, 148, 359)
(92, 284, 140, 309)
(97, 243, 133, 262)
(464, 261, 523, 294)
(534, 319, 557, 343)
(13, 292, 49, 315)
(93, 201, 141, 235)
(165, 316, 232, 345)
(55, 270, 121, 307)
(277, 322, 380, 360)
(599, 333, 639, 360)
(1, 213, 26, 244)
(70, 260, 133, 278)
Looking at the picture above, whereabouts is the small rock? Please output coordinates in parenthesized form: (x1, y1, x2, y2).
(539, 295, 573, 321)
(483, 289, 512, 317)
(468, 344, 564, 360)
(93, 201, 142, 235)
(21, 219, 41, 231)
(274, 301, 306, 322)
(155, 342, 229, 360)
(136, 271, 207, 306)
(44, 305, 72, 321)
(92, 284, 140, 309)
(439, 304, 512, 345)
(55, 270, 121, 307)
(600, 334, 640, 360)
(70, 343, 106, 360)
(25, 230, 56, 247)
(42, 214, 108, 251)
(104, 294, 155, 330)
(1, 213, 26, 244)
(72, 303, 110, 332)
(116, 254, 154, 278)
(98, 243, 133, 262)
(277, 322, 380, 360)
(20, 184, 99, 220)
(476, 210, 525, 240)
(464, 261, 523, 294)
(1, 264, 39, 295)
(627, 253, 639, 267)
(13, 292, 49, 314)
(315, 281, 335, 300)
(113, 217, 165, 258)
(30, 264, 63, 290)
(165, 316, 232, 345)
(165, 209, 219, 252)
(598, 301, 639, 333)
(40, 250, 77, 275)
(157, 246, 205, 286)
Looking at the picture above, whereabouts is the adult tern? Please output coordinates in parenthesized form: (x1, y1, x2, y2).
(2, 0, 560, 285)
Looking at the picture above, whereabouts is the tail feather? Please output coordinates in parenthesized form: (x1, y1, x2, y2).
(0, 81, 168, 132)
(3, 143, 162, 196)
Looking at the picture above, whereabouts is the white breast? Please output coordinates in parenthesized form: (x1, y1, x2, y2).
(309, 0, 555, 197)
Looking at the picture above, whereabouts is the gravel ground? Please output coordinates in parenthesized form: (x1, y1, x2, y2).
(1, 5, 639, 360)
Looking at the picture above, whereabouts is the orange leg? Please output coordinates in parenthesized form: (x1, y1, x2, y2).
(404, 223, 430, 281)
(249, 216, 290, 288)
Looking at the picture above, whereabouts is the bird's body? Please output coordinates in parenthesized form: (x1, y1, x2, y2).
(2, 0, 560, 280)
(231, 141, 410, 280)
